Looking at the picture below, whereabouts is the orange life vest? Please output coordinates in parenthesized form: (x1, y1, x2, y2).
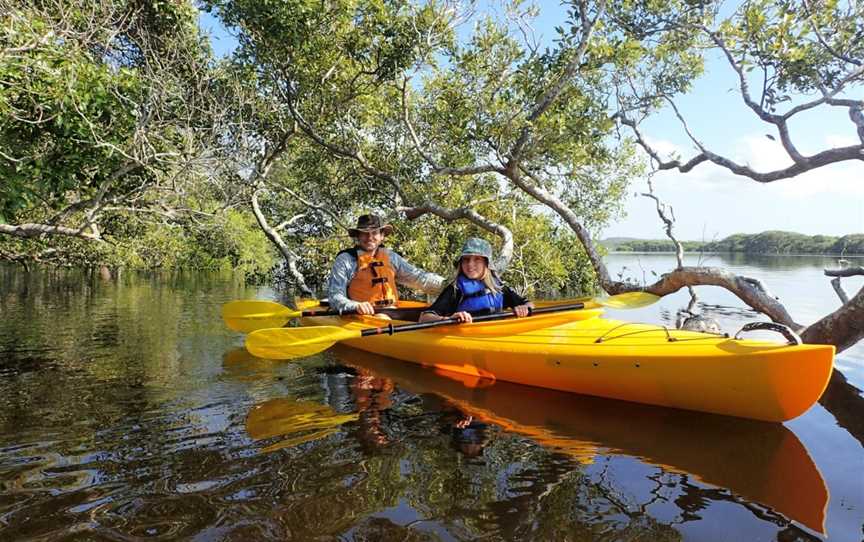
(345, 247, 399, 307)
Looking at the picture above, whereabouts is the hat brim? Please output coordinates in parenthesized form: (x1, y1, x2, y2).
(348, 224, 393, 237)
(454, 254, 490, 266)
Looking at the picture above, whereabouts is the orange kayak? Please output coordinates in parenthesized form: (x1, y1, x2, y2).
(302, 308, 834, 422)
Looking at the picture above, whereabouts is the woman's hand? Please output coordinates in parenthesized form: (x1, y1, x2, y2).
(513, 304, 532, 318)
(452, 311, 473, 323)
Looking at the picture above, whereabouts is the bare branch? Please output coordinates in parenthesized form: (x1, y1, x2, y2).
(830, 277, 850, 304)
(279, 186, 349, 230)
(802, 284, 864, 352)
(250, 189, 313, 295)
(641, 176, 698, 311)
(0, 222, 104, 242)
(400, 79, 503, 176)
(825, 266, 864, 278)
(509, 0, 606, 163)
(396, 201, 514, 271)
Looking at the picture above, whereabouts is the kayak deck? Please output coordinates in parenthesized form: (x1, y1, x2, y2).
(302, 313, 835, 422)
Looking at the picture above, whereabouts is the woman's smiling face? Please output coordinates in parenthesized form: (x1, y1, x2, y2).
(460, 255, 487, 279)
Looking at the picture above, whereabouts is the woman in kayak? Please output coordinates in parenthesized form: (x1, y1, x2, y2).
(419, 237, 533, 324)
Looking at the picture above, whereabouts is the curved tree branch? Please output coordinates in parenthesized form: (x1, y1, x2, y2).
(0, 222, 104, 242)
(401, 80, 503, 176)
(250, 188, 313, 296)
(396, 202, 514, 271)
(801, 284, 864, 352)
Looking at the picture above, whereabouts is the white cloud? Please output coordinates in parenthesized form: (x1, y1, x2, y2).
(611, 132, 864, 239)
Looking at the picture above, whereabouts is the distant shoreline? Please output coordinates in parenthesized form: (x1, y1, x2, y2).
(606, 251, 864, 257)
(603, 231, 864, 256)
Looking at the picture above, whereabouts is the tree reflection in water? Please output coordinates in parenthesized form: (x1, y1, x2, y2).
(0, 267, 849, 541)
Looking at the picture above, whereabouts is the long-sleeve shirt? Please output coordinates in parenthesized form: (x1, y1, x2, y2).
(327, 247, 445, 313)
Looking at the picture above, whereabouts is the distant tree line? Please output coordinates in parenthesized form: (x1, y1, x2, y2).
(609, 232, 864, 255)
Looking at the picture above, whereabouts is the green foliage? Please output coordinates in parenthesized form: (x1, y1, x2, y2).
(108, 210, 277, 274)
(0, 9, 145, 219)
(7, 0, 860, 302)
(609, 239, 706, 253)
(720, 0, 864, 107)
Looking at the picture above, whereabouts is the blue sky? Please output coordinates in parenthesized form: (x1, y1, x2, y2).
(198, 5, 862, 241)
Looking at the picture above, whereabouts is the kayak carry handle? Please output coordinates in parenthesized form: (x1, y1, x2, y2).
(734, 322, 802, 346)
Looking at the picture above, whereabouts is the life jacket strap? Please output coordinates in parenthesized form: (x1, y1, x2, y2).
(462, 288, 491, 300)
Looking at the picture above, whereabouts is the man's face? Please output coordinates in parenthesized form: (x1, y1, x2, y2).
(356, 229, 384, 252)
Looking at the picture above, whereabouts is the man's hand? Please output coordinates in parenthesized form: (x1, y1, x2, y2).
(355, 302, 376, 315)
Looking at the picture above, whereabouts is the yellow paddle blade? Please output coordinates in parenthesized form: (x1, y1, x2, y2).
(245, 326, 362, 360)
(221, 300, 299, 333)
(596, 292, 660, 309)
(294, 297, 322, 310)
(246, 397, 358, 453)
(260, 428, 341, 453)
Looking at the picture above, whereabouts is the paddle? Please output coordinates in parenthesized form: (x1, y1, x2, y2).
(223, 300, 356, 333)
(579, 291, 659, 309)
(245, 302, 593, 360)
(224, 291, 659, 334)
(221, 300, 430, 334)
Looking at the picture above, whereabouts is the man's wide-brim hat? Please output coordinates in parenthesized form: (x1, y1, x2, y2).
(348, 214, 394, 237)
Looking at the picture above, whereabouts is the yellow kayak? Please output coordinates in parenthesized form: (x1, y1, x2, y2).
(302, 310, 835, 422)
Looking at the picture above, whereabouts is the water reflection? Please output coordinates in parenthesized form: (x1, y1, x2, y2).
(0, 265, 857, 540)
(329, 345, 829, 536)
(245, 398, 358, 453)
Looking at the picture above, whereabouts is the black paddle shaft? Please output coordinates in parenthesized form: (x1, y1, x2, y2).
(300, 306, 428, 319)
(358, 302, 587, 337)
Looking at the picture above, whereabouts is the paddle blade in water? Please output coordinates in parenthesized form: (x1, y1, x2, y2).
(596, 292, 660, 309)
(246, 398, 358, 440)
(245, 326, 362, 360)
(222, 300, 298, 333)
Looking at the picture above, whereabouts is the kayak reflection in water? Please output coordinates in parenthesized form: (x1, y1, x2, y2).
(419, 237, 532, 324)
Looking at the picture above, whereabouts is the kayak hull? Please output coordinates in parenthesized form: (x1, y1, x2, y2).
(303, 314, 835, 422)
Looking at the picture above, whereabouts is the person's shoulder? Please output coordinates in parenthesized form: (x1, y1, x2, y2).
(332, 249, 358, 267)
(381, 246, 403, 258)
(336, 247, 358, 259)
(381, 247, 408, 264)
(441, 280, 457, 291)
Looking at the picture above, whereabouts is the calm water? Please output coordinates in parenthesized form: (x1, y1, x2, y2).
(0, 255, 861, 541)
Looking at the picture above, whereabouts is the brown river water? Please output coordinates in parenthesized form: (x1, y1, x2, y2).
(0, 255, 861, 541)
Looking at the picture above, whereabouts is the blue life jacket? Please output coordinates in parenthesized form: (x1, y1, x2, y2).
(456, 274, 503, 314)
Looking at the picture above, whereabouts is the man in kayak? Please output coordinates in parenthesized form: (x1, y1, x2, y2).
(419, 237, 532, 323)
(327, 214, 445, 315)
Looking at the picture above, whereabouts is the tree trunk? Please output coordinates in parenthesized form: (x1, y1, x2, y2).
(250, 189, 313, 296)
